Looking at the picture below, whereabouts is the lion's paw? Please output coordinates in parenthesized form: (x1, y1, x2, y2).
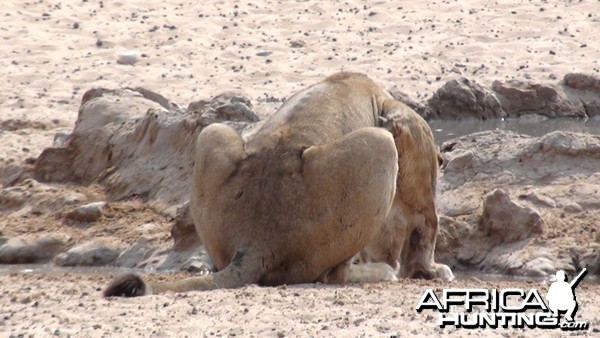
(348, 262, 398, 283)
(433, 263, 454, 282)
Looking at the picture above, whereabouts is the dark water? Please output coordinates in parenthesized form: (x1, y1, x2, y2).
(428, 117, 600, 145)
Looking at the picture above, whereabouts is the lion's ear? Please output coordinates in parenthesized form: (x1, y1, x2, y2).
(193, 123, 245, 192)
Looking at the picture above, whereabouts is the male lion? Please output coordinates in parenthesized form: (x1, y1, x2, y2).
(104, 72, 453, 297)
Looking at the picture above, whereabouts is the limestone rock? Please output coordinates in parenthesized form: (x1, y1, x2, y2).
(117, 51, 140, 65)
(33, 88, 260, 212)
(481, 189, 544, 243)
(114, 236, 157, 268)
(563, 73, 600, 117)
(65, 201, 106, 222)
(54, 240, 122, 266)
(0, 163, 24, 187)
(492, 80, 586, 117)
(180, 248, 214, 273)
(0, 179, 90, 214)
(436, 130, 600, 276)
(563, 73, 600, 91)
(171, 201, 200, 250)
(517, 192, 556, 208)
(388, 87, 428, 117)
(0, 233, 71, 263)
(593, 248, 600, 275)
(290, 39, 306, 48)
(0, 185, 29, 210)
(425, 73, 600, 120)
(427, 77, 506, 119)
(188, 91, 260, 124)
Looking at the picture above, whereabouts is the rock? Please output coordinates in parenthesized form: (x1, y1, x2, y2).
(593, 248, 600, 275)
(256, 50, 273, 57)
(0, 163, 24, 187)
(481, 189, 545, 243)
(54, 241, 122, 266)
(34, 88, 260, 212)
(424, 74, 600, 119)
(0, 185, 29, 210)
(440, 130, 600, 189)
(114, 236, 156, 268)
(0, 179, 90, 214)
(189, 91, 260, 123)
(52, 131, 71, 147)
(127, 87, 181, 112)
(388, 87, 428, 117)
(442, 150, 476, 172)
(519, 131, 600, 180)
(427, 77, 506, 119)
(436, 130, 600, 276)
(0, 233, 71, 263)
(520, 257, 556, 277)
(65, 201, 106, 222)
(436, 216, 478, 264)
(563, 203, 583, 213)
(290, 39, 306, 48)
(563, 73, 600, 91)
(117, 51, 140, 65)
(492, 80, 586, 117)
(136, 222, 161, 235)
(517, 192, 556, 208)
(563, 74, 600, 117)
(180, 249, 214, 273)
(171, 201, 200, 250)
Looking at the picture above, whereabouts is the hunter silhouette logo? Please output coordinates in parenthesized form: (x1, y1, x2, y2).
(416, 268, 589, 331)
(546, 269, 586, 322)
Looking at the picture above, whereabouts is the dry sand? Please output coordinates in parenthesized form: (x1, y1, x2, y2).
(1, 270, 599, 337)
(1, 0, 599, 337)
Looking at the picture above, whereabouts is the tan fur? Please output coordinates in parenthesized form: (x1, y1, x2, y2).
(103, 72, 452, 297)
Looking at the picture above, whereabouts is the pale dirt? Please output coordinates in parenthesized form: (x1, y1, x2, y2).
(1, 271, 599, 337)
(1, 1, 599, 337)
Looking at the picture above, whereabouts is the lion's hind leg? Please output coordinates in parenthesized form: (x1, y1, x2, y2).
(380, 99, 454, 281)
(297, 127, 399, 285)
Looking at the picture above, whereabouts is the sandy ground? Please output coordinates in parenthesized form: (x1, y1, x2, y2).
(1, 270, 598, 337)
(1, 0, 600, 337)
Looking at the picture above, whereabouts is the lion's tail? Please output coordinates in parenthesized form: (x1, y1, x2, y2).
(103, 250, 267, 297)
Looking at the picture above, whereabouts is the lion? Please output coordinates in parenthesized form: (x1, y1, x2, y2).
(103, 72, 453, 297)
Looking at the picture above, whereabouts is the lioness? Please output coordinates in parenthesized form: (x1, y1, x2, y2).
(104, 72, 453, 297)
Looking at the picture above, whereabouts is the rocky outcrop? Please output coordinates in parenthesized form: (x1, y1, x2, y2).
(387, 87, 428, 117)
(436, 130, 600, 277)
(563, 73, 600, 91)
(481, 189, 545, 243)
(171, 201, 200, 250)
(33, 87, 261, 213)
(0, 87, 261, 270)
(54, 240, 122, 266)
(188, 91, 260, 123)
(114, 236, 157, 268)
(427, 77, 506, 119)
(492, 80, 586, 118)
(426, 73, 600, 119)
(0, 233, 72, 264)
